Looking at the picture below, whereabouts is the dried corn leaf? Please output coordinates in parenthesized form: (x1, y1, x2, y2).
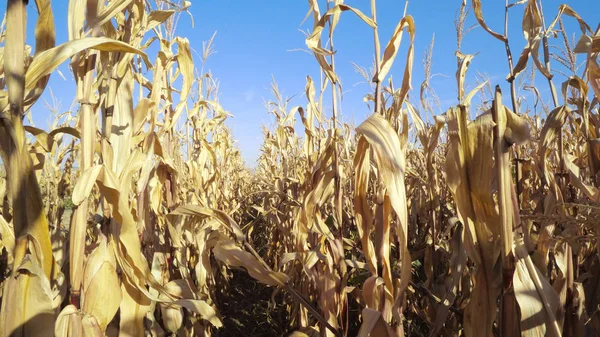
(174, 37, 194, 102)
(169, 205, 245, 242)
(24, 0, 56, 107)
(356, 114, 408, 243)
(375, 15, 415, 87)
(67, 0, 86, 40)
(146, 10, 176, 32)
(119, 277, 151, 337)
(547, 4, 591, 35)
(429, 222, 467, 337)
(513, 239, 561, 337)
(456, 52, 475, 103)
(588, 57, 600, 100)
(445, 106, 499, 337)
(0, 216, 15, 262)
(471, 0, 507, 42)
(213, 239, 288, 287)
(357, 308, 396, 337)
(82, 234, 120, 332)
(55, 305, 103, 337)
(356, 113, 411, 328)
(0, 255, 55, 337)
(24, 37, 150, 93)
(353, 137, 376, 274)
(306, 4, 376, 83)
(89, 0, 133, 29)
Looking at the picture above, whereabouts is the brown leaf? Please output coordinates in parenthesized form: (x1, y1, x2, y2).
(213, 240, 288, 287)
(471, 0, 507, 42)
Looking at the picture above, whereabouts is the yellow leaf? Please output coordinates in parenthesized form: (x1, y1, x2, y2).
(82, 235, 121, 332)
(146, 10, 176, 31)
(0, 256, 55, 337)
(357, 308, 396, 337)
(25, 37, 151, 93)
(213, 240, 288, 287)
(71, 165, 103, 206)
(513, 240, 561, 337)
(375, 15, 415, 87)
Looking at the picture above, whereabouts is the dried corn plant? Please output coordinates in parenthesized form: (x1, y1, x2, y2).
(0, 0, 599, 336)
(0, 1, 278, 336)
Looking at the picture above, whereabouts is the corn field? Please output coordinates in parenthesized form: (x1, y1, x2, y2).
(0, 0, 599, 336)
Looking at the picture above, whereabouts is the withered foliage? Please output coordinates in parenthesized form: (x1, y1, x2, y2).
(0, 0, 599, 337)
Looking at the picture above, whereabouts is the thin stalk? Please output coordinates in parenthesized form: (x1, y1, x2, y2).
(538, 3, 575, 335)
(101, 68, 117, 218)
(429, 165, 437, 283)
(327, 7, 346, 334)
(370, 0, 388, 321)
(371, 0, 382, 115)
(503, 0, 525, 207)
(70, 57, 97, 307)
(537, 0, 562, 168)
(493, 86, 518, 337)
(327, 8, 343, 242)
(186, 110, 190, 161)
(71, 2, 102, 307)
(504, 0, 518, 114)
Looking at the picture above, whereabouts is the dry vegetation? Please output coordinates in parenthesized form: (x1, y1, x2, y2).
(0, 0, 599, 336)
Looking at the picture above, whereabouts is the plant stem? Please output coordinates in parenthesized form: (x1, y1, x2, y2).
(371, 0, 382, 115)
(504, 0, 518, 115)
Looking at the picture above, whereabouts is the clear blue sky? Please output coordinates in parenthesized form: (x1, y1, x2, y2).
(23, 0, 599, 167)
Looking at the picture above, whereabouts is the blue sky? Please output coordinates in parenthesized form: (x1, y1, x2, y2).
(22, 0, 599, 167)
